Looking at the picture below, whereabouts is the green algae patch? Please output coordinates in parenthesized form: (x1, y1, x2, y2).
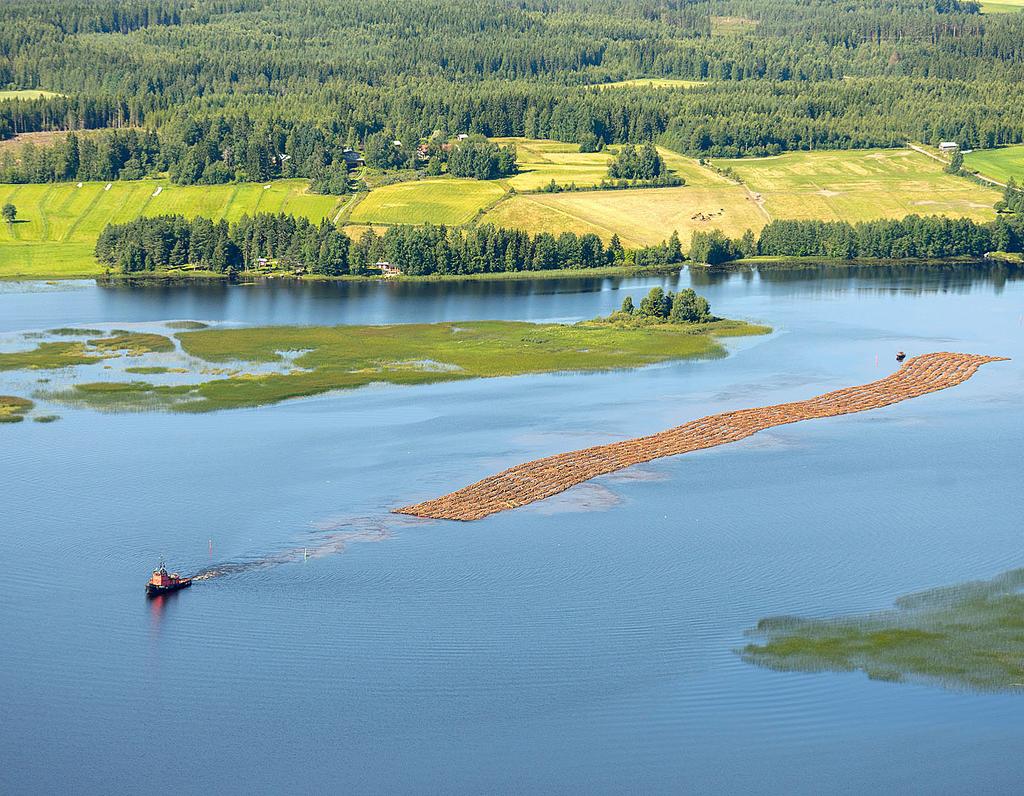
(33, 414, 60, 423)
(743, 569, 1024, 693)
(86, 331, 175, 355)
(0, 341, 98, 371)
(0, 395, 33, 422)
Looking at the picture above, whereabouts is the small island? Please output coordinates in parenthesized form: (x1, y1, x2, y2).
(0, 289, 769, 416)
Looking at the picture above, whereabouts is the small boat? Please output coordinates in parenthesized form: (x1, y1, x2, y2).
(146, 559, 192, 597)
(896, 351, 906, 362)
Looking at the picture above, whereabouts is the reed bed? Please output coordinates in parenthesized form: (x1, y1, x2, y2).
(396, 352, 1007, 521)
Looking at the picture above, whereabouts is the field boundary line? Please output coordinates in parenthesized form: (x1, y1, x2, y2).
(907, 142, 1008, 189)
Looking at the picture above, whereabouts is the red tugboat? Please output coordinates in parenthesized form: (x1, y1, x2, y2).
(146, 560, 192, 597)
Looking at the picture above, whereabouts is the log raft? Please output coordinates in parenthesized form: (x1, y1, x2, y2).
(395, 352, 1007, 522)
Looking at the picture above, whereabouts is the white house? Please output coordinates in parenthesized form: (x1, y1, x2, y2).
(938, 142, 959, 153)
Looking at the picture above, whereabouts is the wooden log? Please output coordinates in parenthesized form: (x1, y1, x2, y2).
(395, 353, 1007, 522)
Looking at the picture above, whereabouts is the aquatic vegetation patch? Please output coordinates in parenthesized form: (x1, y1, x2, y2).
(48, 327, 104, 336)
(86, 331, 175, 355)
(0, 394, 33, 422)
(0, 341, 98, 370)
(32, 414, 60, 423)
(125, 366, 175, 375)
(54, 381, 200, 412)
(165, 321, 209, 330)
(43, 318, 768, 413)
(743, 568, 1024, 693)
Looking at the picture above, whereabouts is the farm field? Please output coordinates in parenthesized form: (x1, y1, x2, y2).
(347, 177, 505, 225)
(0, 179, 343, 278)
(492, 138, 615, 190)
(482, 185, 766, 248)
(492, 138, 723, 191)
(964, 145, 1024, 184)
(713, 149, 1001, 223)
(0, 89, 62, 101)
(595, 78, 706, 90)
(980, 0, 1024, 12)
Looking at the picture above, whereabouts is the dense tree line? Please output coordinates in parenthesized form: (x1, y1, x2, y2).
(94, 213, 685, 276)
(0, 129, 162, 182)
(692, 215, 1024, 262)
(445, 139, 518, 180)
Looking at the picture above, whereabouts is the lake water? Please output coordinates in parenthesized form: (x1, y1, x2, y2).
(2, 265, 1023, 793)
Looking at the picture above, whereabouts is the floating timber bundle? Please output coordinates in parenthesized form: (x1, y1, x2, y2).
(396, 352, 1007, 522)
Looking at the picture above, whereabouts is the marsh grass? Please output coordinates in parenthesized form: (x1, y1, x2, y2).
(0, 341, 98, 370)
(165, 321, 209, 330)
(86, 331, 175, 355)
(48, 327, 104, 336)
(0, 394, 33, 422)
(57, 318, 769, 413)
(743, 568, 1024, 692)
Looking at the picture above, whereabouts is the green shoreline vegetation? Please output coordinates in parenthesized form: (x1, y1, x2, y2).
(743, 568, 1024, 693)
(36, 315, 768, 414)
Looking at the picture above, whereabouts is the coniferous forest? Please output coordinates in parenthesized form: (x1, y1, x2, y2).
(95, 213, 684, 275)
(0, 0, 1024, 185)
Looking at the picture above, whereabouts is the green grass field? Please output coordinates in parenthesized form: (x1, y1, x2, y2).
(713, 149, 1001, 223)
(0, 179, 343, 278)
(980, 0, 1024, 12)
(964, 145, 1024, 184)
(347, 177, 505, 225)
(492, 138, 616, 190)
(0, 89, 63, 101)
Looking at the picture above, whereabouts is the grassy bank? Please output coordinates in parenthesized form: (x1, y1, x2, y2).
(41, 318, 769, 413)
(743, 568, 1024, 693)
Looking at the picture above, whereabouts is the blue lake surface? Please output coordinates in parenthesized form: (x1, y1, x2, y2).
(2, 265, 1023, 793)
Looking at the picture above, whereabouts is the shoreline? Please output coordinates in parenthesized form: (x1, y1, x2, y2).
(0, 263, 683, 285)
(691, 255, 1010, 269)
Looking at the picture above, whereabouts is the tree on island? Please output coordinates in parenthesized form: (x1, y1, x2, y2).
(614, 286, 713, 324)
(2, 203, 16, 224)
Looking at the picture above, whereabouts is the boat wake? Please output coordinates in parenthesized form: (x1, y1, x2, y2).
(190, 516, 399, 582)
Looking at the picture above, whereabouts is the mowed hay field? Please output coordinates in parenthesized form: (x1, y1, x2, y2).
(492, 138, 724, 191)
(965, 145, 1024, 184)
(348, 178, 505, 225)
(479, 141, 756, 248)
(482, 185, 766, 248)
(492, 138, 615, 190)
(714, 149, 1001, 223)
(0, 179, 343, 277)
